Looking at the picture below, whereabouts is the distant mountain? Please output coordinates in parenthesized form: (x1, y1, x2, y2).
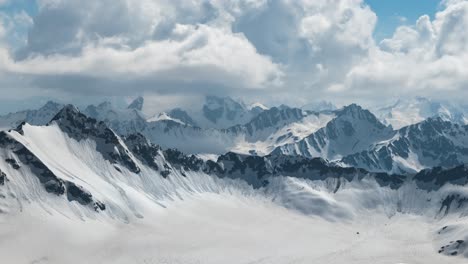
(127, 96, 144, 111)
(83, 100, 148, 136)
(2, 104, 468, 263)
(227, 106, 334, 155)
(302, 101, 337, 112)
(4, 98, 468, 175)
(341, 117, 468, 174)
(163, 96, 265, 130)
(0, 101, 63, 130)
(274, 104, 394, 160)
(376, 97, 467, 129)
(163, 108, 198, 127)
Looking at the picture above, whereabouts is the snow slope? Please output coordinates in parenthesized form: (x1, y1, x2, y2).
(274, 104, 394, 160)
(0, 101, 63, 131)
(376, 97, 467, 129)
(341, 117, 468, 174)
(1, 108, 468, 263)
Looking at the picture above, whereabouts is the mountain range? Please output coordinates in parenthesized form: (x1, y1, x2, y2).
(1, 96, 468, 174)
(0, 100, 468, 263)
(1, 97, 468, 262)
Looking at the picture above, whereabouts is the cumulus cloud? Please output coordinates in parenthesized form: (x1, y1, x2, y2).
(0, 0, 282, 96)
(0, 0, 466, 108)
(344, 0, 468, 100)
(4, 24, 282, 90)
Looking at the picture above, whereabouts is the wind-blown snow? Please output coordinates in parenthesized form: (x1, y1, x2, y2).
(1, 106, 468, 263)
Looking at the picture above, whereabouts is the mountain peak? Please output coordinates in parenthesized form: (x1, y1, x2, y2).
(42, 100, 62, 109)
(50, 105, 141, 174)
(204, 96, 245, 111)
(128, 96, 144, 111)
(340, 103, 362, 112)
(51, 104, 81, 121)
(202, 95, 249, 125)
(167, 108, 198, 126)
(302, 101, 337, 112)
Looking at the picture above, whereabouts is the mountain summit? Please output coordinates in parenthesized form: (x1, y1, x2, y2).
(127, 96, 144, 111)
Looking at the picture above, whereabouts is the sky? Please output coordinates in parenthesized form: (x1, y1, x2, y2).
(0, 0, 467, 114)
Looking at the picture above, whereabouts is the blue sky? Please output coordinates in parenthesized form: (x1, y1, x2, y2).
(0, 0, 443, 43)
(365, 0, 441, 40)
(0, 0, 467, 114)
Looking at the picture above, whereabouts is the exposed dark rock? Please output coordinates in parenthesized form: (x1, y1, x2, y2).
(163, 148, 204, 172)
(206, 152, 407, 190)
(415, 165, 468, 189)
(439, 194, 468, 215)
(0, 169, 6, 185)
(65, 181, 106, 211)
(5, 158, 20, 170)
(50, 105, 141, 174)
(161, 170, 171, 178)
(0, 131, 104, 211)
(66, 182, 93, 205)
(124, 133, 161, 171)
(342, 118, 468, 174)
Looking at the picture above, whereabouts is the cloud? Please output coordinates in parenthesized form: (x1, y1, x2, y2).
(0, 0, 282, 96)
(0, 0, 467, 108)
(5, 24, 282, 90)
(344, 0, 468, 100)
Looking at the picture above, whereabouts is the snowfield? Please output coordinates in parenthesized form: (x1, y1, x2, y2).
(1, 187, 468, 264)
(0, 114, 468, 264)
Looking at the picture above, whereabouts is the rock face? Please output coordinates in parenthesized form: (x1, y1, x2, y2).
(0, 169, 6, 185)
(124, 133, 163, 171)
(274, 104, 394, 160)
(342, 118, 468, 174)
(208, 152, 406, 189)
(167, 108, 198, 127)
(227, 107, 308, 136)
(0, 130, 105, 211)
(127, 96, 144, 111)
(414, 165, 468, 190)
(50, 105, 141, 174)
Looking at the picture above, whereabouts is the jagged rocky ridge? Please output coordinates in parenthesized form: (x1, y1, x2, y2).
(2, 105, 468, 260)
(0, 105, 431, 200)
(0, 130, 105, 211)
(341, 117, 468, 174)
(2, 98, 468, 175)
(50, 105, 141, 174)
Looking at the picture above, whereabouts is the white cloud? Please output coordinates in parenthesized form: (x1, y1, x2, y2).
(2, 25, 282, 90)
(0, 0, 467, 106)
(344, 0, 468, 100)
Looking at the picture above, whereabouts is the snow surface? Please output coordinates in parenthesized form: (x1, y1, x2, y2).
(2, 180, 468, 264)
(231, 113, 334, 155)
(376, 97, 467, 129)
(1, 123, 468, 263)
(1, 103, 468, 263)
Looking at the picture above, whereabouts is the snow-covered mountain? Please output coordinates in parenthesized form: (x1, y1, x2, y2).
(302, 100, 337, 112)
(376, 97, 467, 129)
(274, 104, 394, 160)
(80, 99, 332, 155)
(341, 117, 468, 174)
(1, 106, 468, 263)
(83, 99, 148, 136)
(0, 101, 63, 130)
(227, 106, 334, 155)
(162, 96, 265, 129)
